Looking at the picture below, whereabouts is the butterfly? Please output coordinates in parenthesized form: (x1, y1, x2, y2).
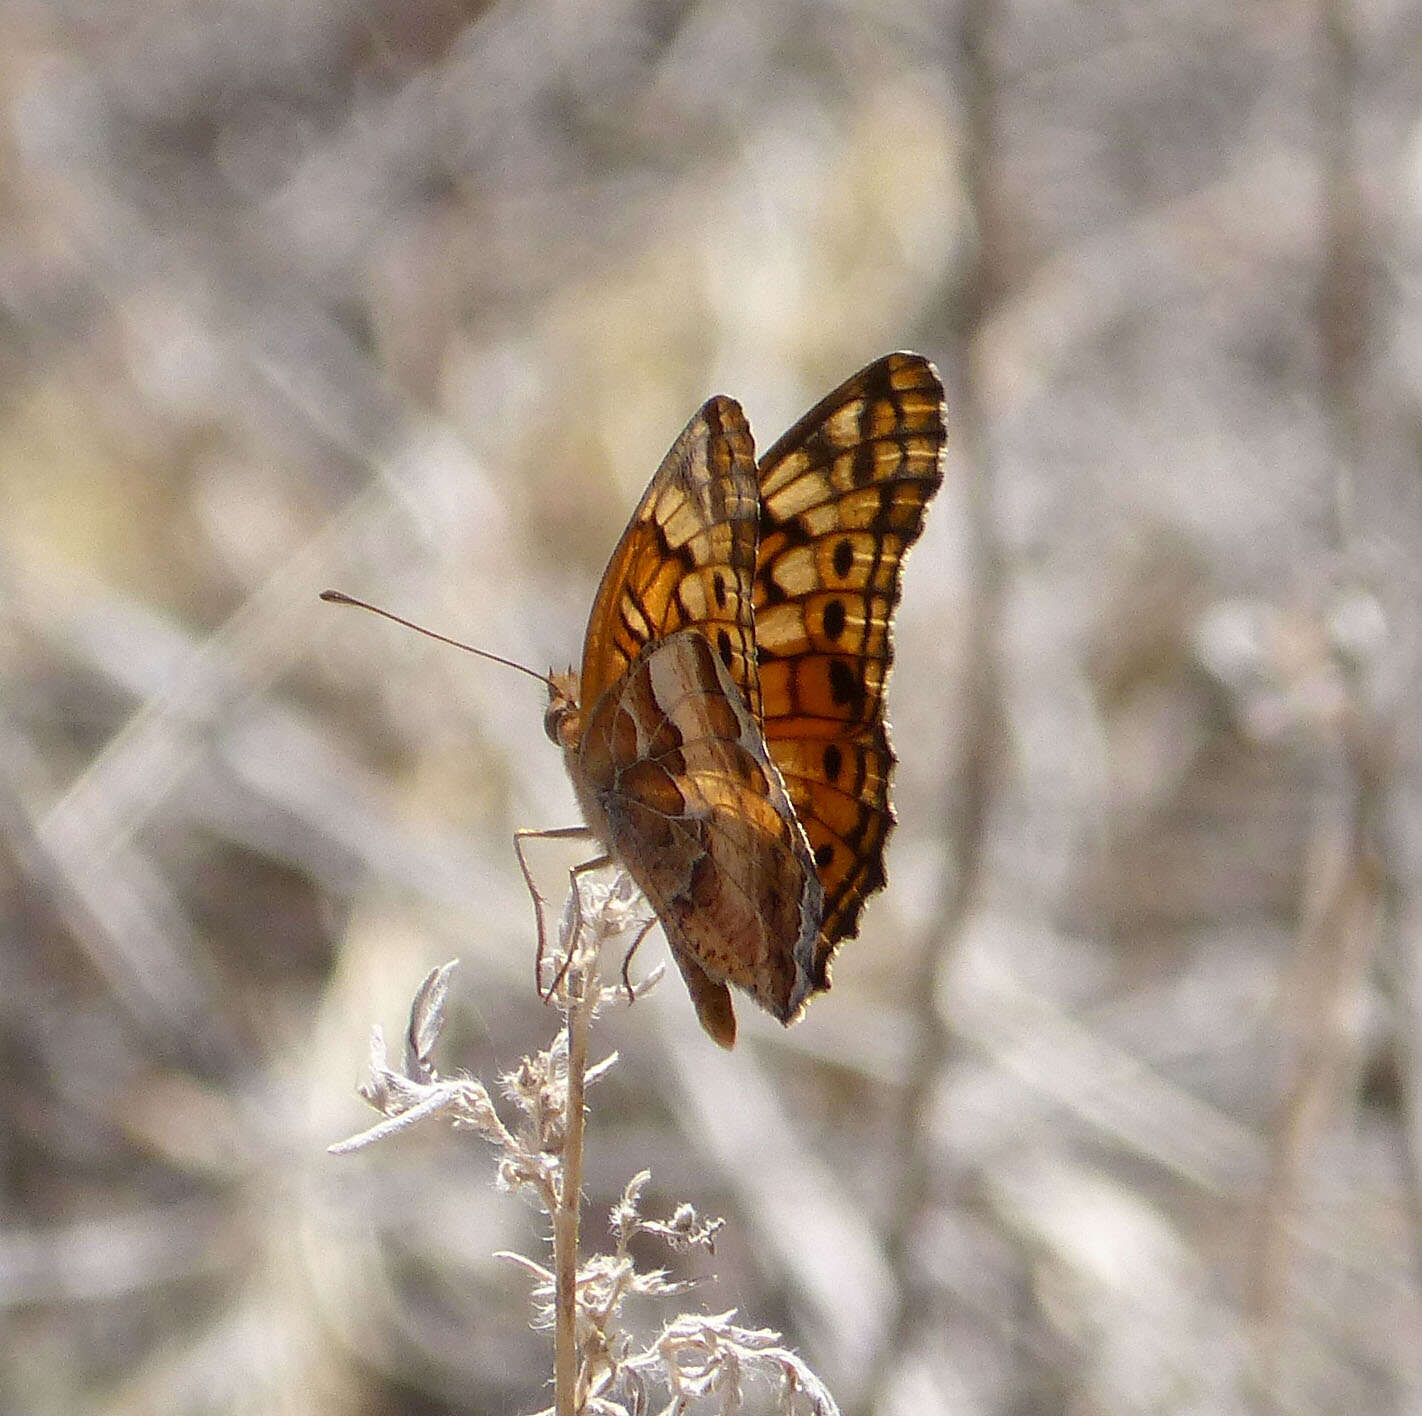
(536, 352, 946, 1047)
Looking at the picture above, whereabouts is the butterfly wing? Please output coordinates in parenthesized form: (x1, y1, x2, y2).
(576, 395, 762, 720)
(560, 396, 824, 1046)
(752, 352, 947, 986)
(573, 630, 823, 1048)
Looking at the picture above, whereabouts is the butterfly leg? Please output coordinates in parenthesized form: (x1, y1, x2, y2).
(513, 827, 625, 1002)
(619, 914, 659, 1004)
(514, 826, 595, 1000)
(543, 850, 624, 996)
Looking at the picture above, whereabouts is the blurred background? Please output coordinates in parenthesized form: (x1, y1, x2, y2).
(3, 0, 1420, 1412)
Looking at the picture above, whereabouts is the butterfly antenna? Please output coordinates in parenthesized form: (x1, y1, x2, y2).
(320, 589, 555, 689)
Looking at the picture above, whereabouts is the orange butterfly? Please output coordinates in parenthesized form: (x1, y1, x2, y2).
(537, 353, 946, 1047)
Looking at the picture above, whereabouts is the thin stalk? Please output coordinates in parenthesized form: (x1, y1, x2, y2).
(554, 954, 593, 1415)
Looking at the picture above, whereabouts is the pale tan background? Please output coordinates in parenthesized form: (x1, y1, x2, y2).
(2, 1, 1420, 1413)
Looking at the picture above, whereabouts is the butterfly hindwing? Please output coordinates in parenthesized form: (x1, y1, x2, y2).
(573, 630, 823, 1046)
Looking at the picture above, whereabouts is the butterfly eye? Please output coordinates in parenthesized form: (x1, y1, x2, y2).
(544, 701, 568, 746)
(545, 699, 585, 749)
(543, 671, 585, 748)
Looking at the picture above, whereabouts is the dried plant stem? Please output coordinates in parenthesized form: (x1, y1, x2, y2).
(331, 878, 837, 1416)
(554, 954, 593, 1416)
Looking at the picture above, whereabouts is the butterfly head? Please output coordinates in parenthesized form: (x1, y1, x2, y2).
(544, 669, 583, 750)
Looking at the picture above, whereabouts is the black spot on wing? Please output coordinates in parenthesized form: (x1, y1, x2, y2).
(828, 659, 860, 708)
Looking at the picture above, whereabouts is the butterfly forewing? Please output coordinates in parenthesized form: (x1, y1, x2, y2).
(577, 396, 763, 721)
(752, 352, 947, 983)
